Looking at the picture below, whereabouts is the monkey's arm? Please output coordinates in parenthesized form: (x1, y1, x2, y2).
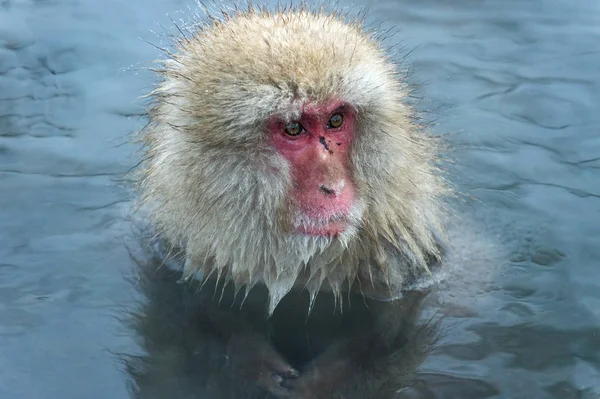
(284, 289, 432, 399)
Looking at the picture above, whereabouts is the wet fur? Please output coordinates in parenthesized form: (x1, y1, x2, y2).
(137, 3, 451, 313)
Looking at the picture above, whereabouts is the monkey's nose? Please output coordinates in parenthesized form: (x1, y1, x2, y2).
(319, 185, 335, 195)
(319, 180, 345, 196)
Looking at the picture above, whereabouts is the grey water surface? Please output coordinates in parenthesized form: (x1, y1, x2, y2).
(1, 0, 599, 398)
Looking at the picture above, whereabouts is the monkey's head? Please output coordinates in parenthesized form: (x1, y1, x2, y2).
(139, 6, 449, 312)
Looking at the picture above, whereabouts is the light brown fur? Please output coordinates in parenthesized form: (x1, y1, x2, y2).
(137, 4, 450, 313)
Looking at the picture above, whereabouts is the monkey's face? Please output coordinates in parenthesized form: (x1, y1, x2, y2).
(268, 100, 363, 239)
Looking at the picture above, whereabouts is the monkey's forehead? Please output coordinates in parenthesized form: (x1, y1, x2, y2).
(165, 10, 404, 120)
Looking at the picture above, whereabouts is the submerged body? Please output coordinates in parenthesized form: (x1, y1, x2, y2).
(138, 5, 450, 313)
(126, 250, 437, 398)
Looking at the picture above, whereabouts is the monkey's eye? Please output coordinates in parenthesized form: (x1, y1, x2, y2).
(327, 113, 344, 129)
(284, 121, 304, 136)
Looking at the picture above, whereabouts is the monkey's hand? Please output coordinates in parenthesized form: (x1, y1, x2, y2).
(226, 332, 299, 397)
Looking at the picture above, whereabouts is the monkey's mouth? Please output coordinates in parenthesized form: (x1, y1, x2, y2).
(292, 214, 351, 237)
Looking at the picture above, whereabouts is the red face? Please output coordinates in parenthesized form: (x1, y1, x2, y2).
(269, 101, 357, 237)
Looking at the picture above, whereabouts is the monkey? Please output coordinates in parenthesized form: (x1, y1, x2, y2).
(133, 3, 452, 397)
(137, 3, 450, 315)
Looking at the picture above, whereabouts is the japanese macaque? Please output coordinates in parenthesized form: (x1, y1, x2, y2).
(133, 3, 451, 397)
(138, 4, 450, 315)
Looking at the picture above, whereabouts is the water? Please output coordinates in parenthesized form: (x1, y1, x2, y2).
(1, 0, 599, 398)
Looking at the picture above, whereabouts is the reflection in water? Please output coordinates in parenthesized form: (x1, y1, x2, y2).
(121, 237, 441, 398)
